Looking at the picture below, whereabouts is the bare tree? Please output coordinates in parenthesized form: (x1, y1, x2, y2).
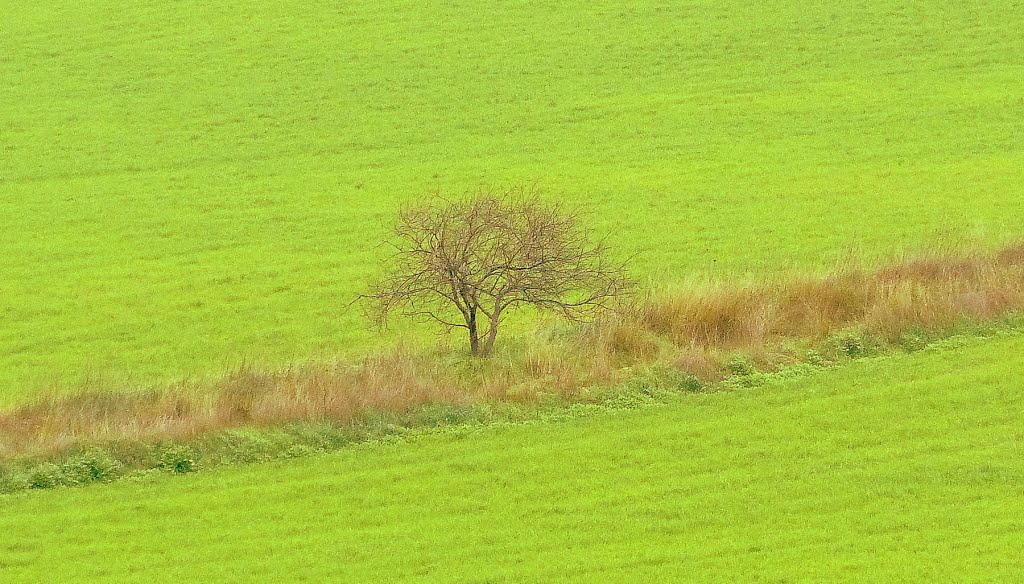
(360, 186, 633, 356)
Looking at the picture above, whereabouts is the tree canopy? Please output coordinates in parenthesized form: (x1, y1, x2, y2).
(361, 187, 633, 356)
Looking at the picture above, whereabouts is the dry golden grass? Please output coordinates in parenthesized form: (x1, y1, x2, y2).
(634, 245, 1024, 349)
(2, 243, 1023, 460)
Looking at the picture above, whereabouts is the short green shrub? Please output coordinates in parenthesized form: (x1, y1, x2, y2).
(726, 356, 757, 377)
(159, 445, 198, 474)
(642, 363, 704, 393)
(618, 366, 680, 401)
(284, 444, 319, 459)
(602, 387, 662, 410)
(0, 468, 28, 494)
(676, 373, 704, 392)
(61, 449, 123, 485)
(832, 331, 868, 358)
(285, 423, 352, 451)
(212, 430, 294, 464)
(805, 349, 828, 367)
(407, 403, 489, 428)
(28, 463, 66, 489)
(899, 328, 930, 352)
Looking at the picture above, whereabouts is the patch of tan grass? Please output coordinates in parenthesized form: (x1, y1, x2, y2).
(2, 242, 1023, 461)
(632, 245, 1024, 349)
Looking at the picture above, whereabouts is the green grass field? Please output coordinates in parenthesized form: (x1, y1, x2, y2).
(2, 0, 1023, 398)
(3, 2, 1023, 580)
(2, 333, 1021, 582)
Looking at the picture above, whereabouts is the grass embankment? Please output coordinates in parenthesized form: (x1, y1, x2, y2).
(3, 0, 1023, 397)
(2, 243, 1022, 490)
(1, 332, 1022, 582)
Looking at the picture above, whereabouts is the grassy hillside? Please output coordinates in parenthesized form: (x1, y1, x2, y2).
(2, 0, 1023, 396)
(1, 333, 1021, 582)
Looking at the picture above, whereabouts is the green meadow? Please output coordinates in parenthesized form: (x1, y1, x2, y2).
(3, 2, 1023, 580)
(2, 334, 1022, 582)
(2, 0, 1023, 399)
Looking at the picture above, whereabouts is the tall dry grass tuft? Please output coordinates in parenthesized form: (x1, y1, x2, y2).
(2, 241, 1024, 462)
(641, 286, 771, 348)
(772, 270, 872, 336)
(671, 348, 725, 381)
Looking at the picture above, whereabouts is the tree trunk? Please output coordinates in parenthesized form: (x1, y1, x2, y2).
(480, 310, 501, 357)
(467, 307, 480, 355)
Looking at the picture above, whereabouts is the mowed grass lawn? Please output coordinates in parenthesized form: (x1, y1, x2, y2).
(1, 1, 1023, 399)
(1, 333, 1021, 582)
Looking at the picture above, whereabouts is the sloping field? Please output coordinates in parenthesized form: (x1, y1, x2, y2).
(4, 2, 1023, 581)
(2, 1, 1023, 397)
(2, 333, 1021, 582)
